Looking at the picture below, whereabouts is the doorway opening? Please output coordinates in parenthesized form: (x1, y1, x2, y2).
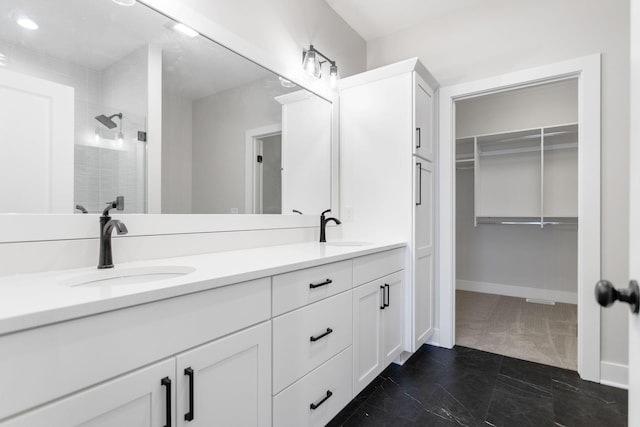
(453, 79, 579, 370)
(244, 124, 282, 214)
(437, 54, 601, 382)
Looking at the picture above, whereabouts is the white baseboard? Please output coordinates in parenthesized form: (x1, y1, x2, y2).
(600, 361, 628, 389)
(426, 328, 448, 348)
(456, 280, 577, 304)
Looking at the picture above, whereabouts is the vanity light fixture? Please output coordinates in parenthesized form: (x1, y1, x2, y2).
(16, 16, 38, 30)
(302, 45, 339, 88)
(112, 0, 136, 6)
(166, 22, 199, 38)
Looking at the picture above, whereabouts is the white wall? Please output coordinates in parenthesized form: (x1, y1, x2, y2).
(367, 0, 629, 367)
(151, 0, 366, 80)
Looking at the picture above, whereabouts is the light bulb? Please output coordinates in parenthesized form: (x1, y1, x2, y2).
(117, 131, 124, 145)
(329, 64, 339, 88)
(303, 50, 321, 79)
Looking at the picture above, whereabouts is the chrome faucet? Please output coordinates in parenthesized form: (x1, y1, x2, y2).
(320, 209, 341, 243)
(98, 196, 128, 269)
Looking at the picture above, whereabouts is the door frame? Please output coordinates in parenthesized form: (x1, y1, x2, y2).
(244, 123, 282, 214)
(437, 54, 602, 382)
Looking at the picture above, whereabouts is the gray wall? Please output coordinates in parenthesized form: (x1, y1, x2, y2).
(368, 0, 630, 366)
(191, 79, 282, 214)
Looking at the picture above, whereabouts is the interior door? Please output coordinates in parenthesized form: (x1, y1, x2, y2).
(629, 2, 640, 423)
(0, 68, 74, 213)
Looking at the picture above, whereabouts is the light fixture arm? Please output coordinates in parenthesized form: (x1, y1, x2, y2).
(304, 44, 336, 67)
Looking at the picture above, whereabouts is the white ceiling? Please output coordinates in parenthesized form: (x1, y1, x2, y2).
(0, 0, 275, 99)
(325, 0, 484, 41)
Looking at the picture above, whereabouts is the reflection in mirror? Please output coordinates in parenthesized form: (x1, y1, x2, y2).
(0, 0, 332, 215)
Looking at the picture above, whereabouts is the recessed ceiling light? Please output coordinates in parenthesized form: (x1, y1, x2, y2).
(112, 0, 136, 6)
(165, 22, 199, 38)
(16, 17, 38, 30)
(279, 77, 296, 88)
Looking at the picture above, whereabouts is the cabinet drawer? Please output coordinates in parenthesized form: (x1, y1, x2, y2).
(272, 260, 352, 316)
(273, 291, 352, 394)
(273, 347, 352, 427)
(353, 247, 405, 286)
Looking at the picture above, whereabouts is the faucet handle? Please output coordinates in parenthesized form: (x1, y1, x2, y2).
(115, 196, 125, 211)
(102, 196, 125, 216)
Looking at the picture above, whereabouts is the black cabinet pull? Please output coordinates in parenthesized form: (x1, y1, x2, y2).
(416, 127, 422, 148)
(184, 367, 194, 421)
(380, 286, 386, 310)
(310, 390, 333, 410)
(161, 377, 172, 427)
(384, 284, 390, 307)
(310, 278, 332, 289)
(416, 162, 422, 206)
(310, 327, 333, 342)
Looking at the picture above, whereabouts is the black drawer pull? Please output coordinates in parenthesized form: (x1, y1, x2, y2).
(416, 127, 422, 148)
(310, 327, 333, 342)
(380, 286, 386, 310)
(161, 377, 172, 427)
(384, 284, 390, 307)
(310, 279, 332, 289)
(184, 367, 194, 421)
(310, 390, 333, 410)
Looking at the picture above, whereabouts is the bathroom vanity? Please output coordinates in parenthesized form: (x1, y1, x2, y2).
(0, 242, 405, 426)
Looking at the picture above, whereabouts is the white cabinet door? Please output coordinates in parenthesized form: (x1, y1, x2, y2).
(2, 359, 175, 427)
(414, 160, 434, 349)
(352, 280, 384, 395)
(175, 322, 271, 427)
(414, 73, 434, 161)
(353, 271, 406, 395)
(382, 271, 405, 365)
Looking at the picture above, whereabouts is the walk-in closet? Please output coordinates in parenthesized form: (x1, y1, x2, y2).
(455, 79, 579, 370)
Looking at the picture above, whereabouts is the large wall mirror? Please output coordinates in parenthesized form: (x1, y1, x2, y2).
(0, 0, 332, 216)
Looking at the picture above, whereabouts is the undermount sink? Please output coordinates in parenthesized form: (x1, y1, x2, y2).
(324, 241, 371, 247)
(60, 266, 196, 287)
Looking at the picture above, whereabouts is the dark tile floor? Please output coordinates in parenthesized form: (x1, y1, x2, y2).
(327, 345, 628, 427)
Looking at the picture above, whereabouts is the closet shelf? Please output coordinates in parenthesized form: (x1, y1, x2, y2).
(456, 123, 578, 157)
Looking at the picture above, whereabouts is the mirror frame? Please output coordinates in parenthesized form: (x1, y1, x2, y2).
(0, 0, 339, 243)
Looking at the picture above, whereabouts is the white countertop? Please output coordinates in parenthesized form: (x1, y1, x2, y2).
(0, 241, 405, 336)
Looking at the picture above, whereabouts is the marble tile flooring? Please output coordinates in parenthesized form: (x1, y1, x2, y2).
(455, 290, 577, 370)
(327, 345, 628, 426)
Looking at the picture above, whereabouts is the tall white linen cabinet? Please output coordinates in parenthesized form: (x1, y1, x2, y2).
(340, 58, 439, 355)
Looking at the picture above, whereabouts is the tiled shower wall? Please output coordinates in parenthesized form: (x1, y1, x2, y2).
(0, 39, 147, 214)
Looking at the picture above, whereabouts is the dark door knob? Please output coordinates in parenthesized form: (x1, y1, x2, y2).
(595, 280, 639, 314)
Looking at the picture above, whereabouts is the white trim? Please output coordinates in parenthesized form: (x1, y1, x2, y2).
(426, 327, 441, 347)
(600, 361, 629, 390)
(339, 58, 438, 91)
(438, 54, 602, 382)
(0, 214, 320, 243)
(456, 280, 577, 305)
(244, 124, 282, 214)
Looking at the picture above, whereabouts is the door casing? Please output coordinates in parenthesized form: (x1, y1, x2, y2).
(437, 54, 602, 382)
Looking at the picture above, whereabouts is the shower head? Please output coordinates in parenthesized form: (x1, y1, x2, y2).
(95, 113, 123, 129)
